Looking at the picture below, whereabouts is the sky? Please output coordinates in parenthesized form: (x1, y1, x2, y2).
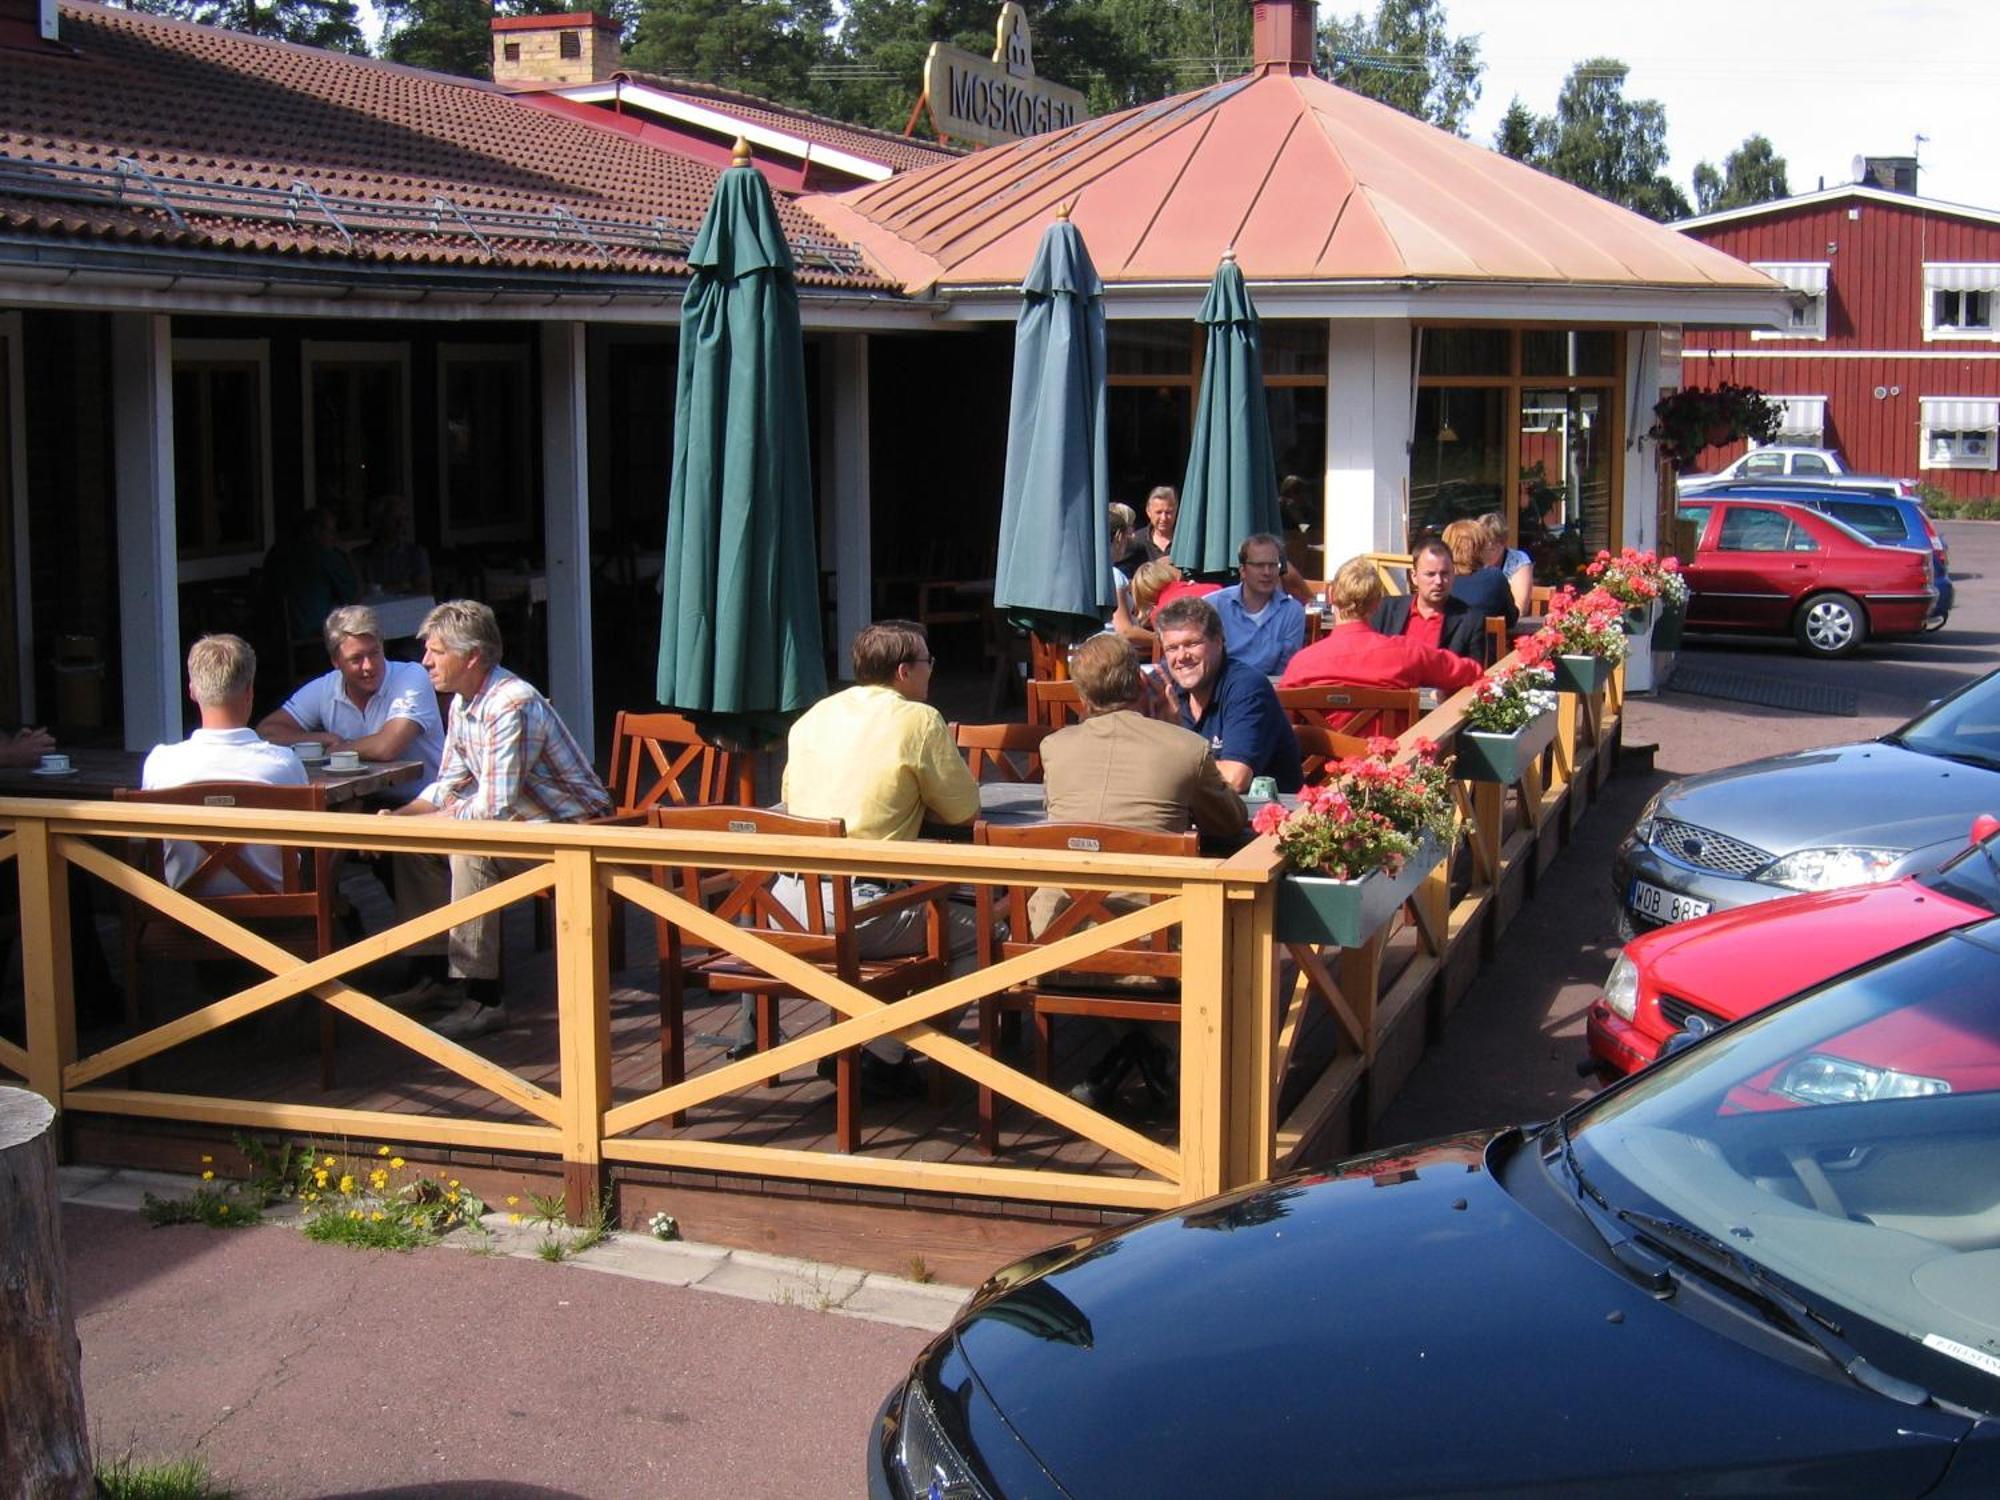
(1441, 0, 2000, 214)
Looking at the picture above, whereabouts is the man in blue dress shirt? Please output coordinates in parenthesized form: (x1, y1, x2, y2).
(1210, 533, 1306, 676)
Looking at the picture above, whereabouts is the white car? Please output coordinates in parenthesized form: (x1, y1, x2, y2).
(1677, 446, 1849, 495)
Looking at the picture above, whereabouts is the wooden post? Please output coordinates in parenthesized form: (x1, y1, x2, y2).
(1223, 882, 1277, 1189)
(15, 820, 75, 1114)
(553, 849, 611, 1223)
(1177, 881, 1228, 1202)
(0, 1087, 92, 1499)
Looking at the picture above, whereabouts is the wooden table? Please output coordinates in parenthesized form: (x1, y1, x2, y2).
(924, 782, 1275, 854)
(0, 750, 421, 808)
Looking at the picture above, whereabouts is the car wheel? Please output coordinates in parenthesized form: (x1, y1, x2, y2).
(1793, 592, 1866, 658)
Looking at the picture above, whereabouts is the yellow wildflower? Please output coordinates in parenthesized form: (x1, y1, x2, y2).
(508, 1213, 521, 1224)
(314, 1169, 329, 1187)
(371, 1211, 385, 1222)
(200, 1154, 213, 1164)
(390, 1157, 406, 1170)
(323, 1155, 336, 1167)
(349, 1209, 362, 1220)
(377, 1145, 391, 1157)
(201, 1170, 215, 1182)
(448, 1179, 460, 1189)
(505, 1195, 519, 1207)
(338, 1174, 356, 1194)
(217, 1206, 228, 1216)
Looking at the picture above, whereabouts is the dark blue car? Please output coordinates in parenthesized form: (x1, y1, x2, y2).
(1698, 483, 1953, 627)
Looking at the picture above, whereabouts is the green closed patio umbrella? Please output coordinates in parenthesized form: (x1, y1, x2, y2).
(656, 141, 826, 745)
(1172, 250, 1281, 579)
(994, 209, 1112, 645)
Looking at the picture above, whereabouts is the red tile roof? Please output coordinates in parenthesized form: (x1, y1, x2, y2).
(804, 69, 1777, 299)
(0, 2, 884, 288)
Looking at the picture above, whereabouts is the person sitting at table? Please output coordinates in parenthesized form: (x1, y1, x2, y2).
(1441, 518, 1519, 635)
(265, 507, 362, 642)
(1479, 511, 1535, 617)
(257, 605, 447, 787)
(1210, 533, 1306, 676)
(1039, 633, 1247, 1110)
(1279, 556, 1484, 695)
(1369, 537, 1489, 664)
(1107, 503, 1143, 632)
(1127, 559, 1180, 632)
(1141, 485, 1178, 561)
(351, 494, 432, 597)
(777, 619, 981, 1099)
(380, 601, 609, 1039)
(1155, 596, 1302, 794)
(141, 634, 308, 895)
(1111, 500, 1148, 576)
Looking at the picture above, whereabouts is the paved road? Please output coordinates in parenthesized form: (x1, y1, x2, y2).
(1378, 519, 1999, 1142)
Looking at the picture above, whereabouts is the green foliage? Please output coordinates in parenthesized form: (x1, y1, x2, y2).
(1918, 488, 2000, 519)
(626, 0, 834, 104)
(118, 0, 366, 53)
(1495, 57, 1689, 222)
(1648, 383, 1784, 470)
(1692, 134, 1790, 216)
(297, 1145, 487, 1251)
(1320, 0, 1483, 135)
(377, 0, 579, 80)
(141, 1187, 260, 1229)
(96, 1452, 228, 1500)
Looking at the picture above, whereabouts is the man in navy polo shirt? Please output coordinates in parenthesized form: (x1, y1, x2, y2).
(1210, 532, 1306, 676)
(1154, 595, 1302, 794)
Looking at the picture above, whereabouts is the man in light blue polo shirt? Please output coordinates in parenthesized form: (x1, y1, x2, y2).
(256, 604, 445, 785)
(1211, 532, 1305, 676)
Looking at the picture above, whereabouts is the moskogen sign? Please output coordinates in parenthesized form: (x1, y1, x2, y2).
(922, 3, 1088, 148)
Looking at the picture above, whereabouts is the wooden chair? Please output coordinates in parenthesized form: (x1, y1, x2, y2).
(1028, 634, 1071, 681)
(1274, 684, 1419, 738)
(1294, 725, 1373, 785)
(1025, 678, 1085, 728)
(648, 806, 955, 1152)
(972, 820, 1197, 1154)
(114, 782, 340, 1088)
(1484, 615, 1511, 667)
(952, 722, 1054, 783)
(604, 709, 757, 812)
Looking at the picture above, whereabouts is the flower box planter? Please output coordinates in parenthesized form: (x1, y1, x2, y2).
(1456, 711, 1558, 784)
(1652, 599, 1686, 653)
(1274, 836, 1445, 948)
(1621, 600, 1658, 635)
(1553, 653, 1612, 695)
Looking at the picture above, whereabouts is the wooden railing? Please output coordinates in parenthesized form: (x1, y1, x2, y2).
(0, 653, 1624, 1220)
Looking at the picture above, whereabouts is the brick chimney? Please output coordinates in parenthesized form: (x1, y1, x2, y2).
(491, 13, 622, 88)
(1858, 155, 1919, 195)
(1252, 0, 1316, 76)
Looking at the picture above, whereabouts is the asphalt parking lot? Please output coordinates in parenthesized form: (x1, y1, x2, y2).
(1377, 518, 1999, 1144)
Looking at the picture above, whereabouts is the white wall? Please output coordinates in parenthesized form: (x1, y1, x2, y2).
(1323, 319, 1414, 565)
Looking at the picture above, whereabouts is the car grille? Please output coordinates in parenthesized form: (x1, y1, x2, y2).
(1650, 818, 1771, 876)
(1658, 994, 1727, 1033)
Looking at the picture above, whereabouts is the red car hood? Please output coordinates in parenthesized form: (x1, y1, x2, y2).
(1632, 879, 1987, 1022)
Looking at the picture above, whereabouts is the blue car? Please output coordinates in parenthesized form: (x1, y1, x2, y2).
(1700, 484, 1952, 627)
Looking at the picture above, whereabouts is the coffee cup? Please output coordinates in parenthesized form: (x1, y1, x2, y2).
(328, 750, 362, 771)
(293, 741, 324, 763)
(38, 752, 70, 773)
(1248, 775, 1278, 803)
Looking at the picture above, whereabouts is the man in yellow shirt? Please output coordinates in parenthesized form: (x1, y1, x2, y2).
(777, 620, 980, 1097)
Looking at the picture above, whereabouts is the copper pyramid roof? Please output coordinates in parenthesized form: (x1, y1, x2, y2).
(803, 69, 1774, 302)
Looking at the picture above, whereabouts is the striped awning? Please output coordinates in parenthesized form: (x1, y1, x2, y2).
(1921, 397, 2000, 428)
(1923, 264, 2000, 293)
(1753, 262, 1829, 295)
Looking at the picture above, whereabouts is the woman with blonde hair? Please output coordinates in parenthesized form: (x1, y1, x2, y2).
(1478, 511, 1534, 615)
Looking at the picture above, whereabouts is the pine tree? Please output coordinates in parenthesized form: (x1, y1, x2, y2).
(1320, 0, 1482, 135)
(625, 0, 835, 103)
(117, 0, 367, 54)
(377, 0, 578, 81)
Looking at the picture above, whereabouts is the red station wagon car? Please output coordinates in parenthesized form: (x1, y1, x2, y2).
(1590, 822, 2000, 1078)
(1675, 497, 1936, 658)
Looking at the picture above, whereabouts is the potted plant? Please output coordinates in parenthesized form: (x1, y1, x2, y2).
(1647, 384, 1784, 472)
(1533, 585, 1628, 695)
(1256, 739, 1458, 947)
(1456, 660, 1559, 783)
(1583, 548, 1690, 692)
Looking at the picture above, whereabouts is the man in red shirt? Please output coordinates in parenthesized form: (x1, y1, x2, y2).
(1281, 557, 1484, 693)
(1368, 538, 1489, 661)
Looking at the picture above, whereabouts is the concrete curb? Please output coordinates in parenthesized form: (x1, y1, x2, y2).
(58, 1165, 971, 1334)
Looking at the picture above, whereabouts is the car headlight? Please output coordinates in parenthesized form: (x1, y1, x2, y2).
(1775, 1054, 1951, 1106)
(892, 1379, 992, 1500)
(1603, 952, 1641, 1021)
(1760, 846, 1906, 892)
(1629, 793, 1663, 848)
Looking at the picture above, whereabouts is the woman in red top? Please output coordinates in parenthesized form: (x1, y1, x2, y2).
(1279, 556, 1483, 693)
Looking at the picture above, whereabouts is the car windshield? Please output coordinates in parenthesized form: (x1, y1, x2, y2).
(1569, 924, 2000, 1412)
(1924, 831, 2000, 912)
(1889, 671, 2000, 769)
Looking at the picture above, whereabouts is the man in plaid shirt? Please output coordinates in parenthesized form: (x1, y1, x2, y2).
(382, 599, 608, 1037)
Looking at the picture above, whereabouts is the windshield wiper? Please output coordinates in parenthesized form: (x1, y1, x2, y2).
(1615, 1207, 1930, 1406)
(1550, 1122, 1674, 1295)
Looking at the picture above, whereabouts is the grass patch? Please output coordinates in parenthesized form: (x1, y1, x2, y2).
(296, 1145, 485, 1252)
(905, 1255, 936, 1285)
(141, 1189, 258, 1230)
(96, 1452, 228, 1499)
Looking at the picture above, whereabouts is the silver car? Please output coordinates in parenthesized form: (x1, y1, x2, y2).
(1612, 668, 2000, 935)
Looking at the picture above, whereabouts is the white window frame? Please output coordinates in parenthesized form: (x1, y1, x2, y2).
(173, 338, 275, 583)
(1769, 396, 1827, 448)
(301, 340, 414, 531)
(1922, 264, 2000, 342)
(1920, 398, 1999, 472)
(1750, 263, 1829, 341)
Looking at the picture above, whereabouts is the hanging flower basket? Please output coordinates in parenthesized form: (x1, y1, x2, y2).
(1275, 835, 1445, 948)
(1457, 711, 1558, 784)
(1648, 384, 1785, 472)
(1554, 653, 1612, 695)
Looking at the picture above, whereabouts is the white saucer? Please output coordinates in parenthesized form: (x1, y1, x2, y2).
(31, 766, 79, 777)
(318, 763, 369, 775)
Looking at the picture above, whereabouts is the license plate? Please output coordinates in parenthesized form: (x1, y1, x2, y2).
(1629, 879, 1711, 924)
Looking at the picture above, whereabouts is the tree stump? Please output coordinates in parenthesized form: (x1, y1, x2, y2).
(0, 1088, 92, 1500)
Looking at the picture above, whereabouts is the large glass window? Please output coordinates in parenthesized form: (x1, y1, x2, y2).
(304, 342, 410, 537)
(1410, 385, 1507, 535)
(172, 339, 270, 568)
(438, 343, 533, 543)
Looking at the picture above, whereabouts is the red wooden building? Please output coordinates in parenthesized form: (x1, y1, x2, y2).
(1678, 165, 2000, 499)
